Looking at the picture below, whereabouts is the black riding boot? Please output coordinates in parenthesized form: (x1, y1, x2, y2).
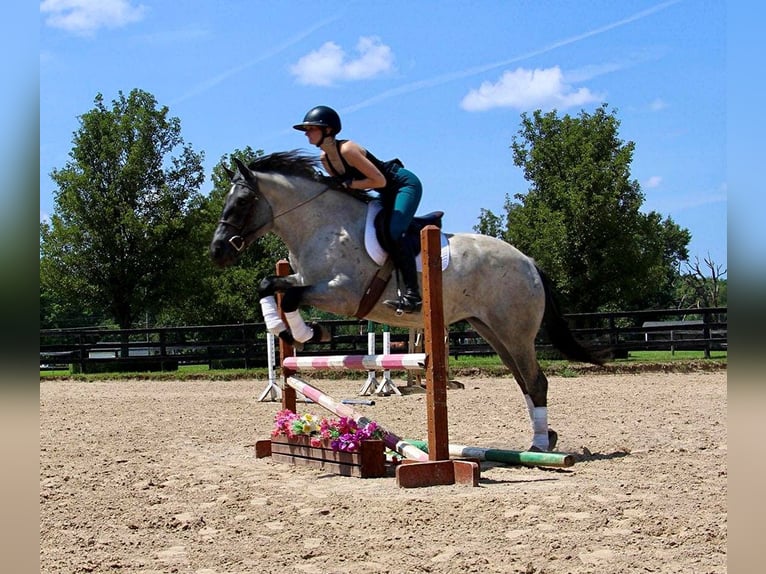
(383, 238, 422, 314)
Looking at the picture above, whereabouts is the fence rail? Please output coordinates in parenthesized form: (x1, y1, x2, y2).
(40, 307, 726, 373)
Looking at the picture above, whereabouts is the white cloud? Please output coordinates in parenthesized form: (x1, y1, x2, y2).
(40, 0, 146, 36)
(649, 98, 668, 111)
(290, 36, 394, 86)
(644, 176, 663, 188)
(460, 66, 603, 112)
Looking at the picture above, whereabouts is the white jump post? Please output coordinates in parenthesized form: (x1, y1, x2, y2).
(358, 323, 399, 396)
(358, 324, 378, 395)
(257, 332, 281, 401)
(405, 328, 423, 388)
(374, 329, 399, 395)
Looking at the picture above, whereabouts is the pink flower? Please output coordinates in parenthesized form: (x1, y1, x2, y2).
(309, 436, 323, 448)
(272, 411, 386, 452)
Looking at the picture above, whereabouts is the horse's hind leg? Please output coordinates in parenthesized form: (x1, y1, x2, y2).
(515, 352, 557, 451)
(468, 319, 555, 451)
(501, 345, 555, 451)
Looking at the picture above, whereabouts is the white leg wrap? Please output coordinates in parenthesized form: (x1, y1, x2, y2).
(524, 395, 549, 450)
(524, 394, 535, 418)
(260, 296, 286, 336)
(531, 407, 549, 450)
(285, 310, 314, 343)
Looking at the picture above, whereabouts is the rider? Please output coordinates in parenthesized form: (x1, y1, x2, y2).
(294, 105, 423, 313)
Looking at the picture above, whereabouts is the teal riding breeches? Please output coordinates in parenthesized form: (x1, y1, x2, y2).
(386, 168, 423, 239)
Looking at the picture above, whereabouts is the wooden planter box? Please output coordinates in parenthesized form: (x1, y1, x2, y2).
(255, 435, 386, 478)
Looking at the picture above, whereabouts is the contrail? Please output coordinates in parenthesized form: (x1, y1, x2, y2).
(343, 0, 681, 114)
(171, 13, 343, 105)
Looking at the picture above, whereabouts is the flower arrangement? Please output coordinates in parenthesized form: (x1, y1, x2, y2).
(271, 409, 386, 453)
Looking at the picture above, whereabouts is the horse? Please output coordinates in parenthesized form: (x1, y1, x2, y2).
(210, 150, 607, 451)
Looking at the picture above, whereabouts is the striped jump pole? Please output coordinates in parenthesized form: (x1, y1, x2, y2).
(404, 439, 575, 468)
(285, 376, 429, 462)
(283, 353, 426, 372)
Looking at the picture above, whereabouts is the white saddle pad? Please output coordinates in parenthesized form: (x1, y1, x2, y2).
(364, 200, 450, 271)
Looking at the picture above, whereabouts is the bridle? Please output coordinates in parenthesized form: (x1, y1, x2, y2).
(218, 175, 330, 253)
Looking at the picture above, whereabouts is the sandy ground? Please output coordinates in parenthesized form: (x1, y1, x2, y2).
(40, 370, 726, 574)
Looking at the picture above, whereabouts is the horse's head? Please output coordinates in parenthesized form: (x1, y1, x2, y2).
(209, 157, 274, 267)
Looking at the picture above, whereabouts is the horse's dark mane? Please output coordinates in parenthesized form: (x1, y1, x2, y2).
(246, 149, 373, 202)
(247, 150, 320, 180)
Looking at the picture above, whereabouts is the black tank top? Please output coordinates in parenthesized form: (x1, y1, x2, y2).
(325, 140, 400, 194)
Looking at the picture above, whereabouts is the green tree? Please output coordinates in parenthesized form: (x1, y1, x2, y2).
(473, 207, 505, 239)
(477, 104, 690, 312)
(40, 89, 205, 329)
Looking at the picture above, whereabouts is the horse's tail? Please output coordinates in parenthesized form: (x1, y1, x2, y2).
(537, 265, 611, 366)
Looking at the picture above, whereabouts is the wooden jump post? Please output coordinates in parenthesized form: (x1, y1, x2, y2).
(273, 226, 479, 488)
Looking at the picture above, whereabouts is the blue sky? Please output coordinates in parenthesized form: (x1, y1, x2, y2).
(40, 0, 727, 272)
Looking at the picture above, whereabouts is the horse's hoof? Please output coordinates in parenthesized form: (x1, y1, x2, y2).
(278, 329, 302, 351)
(547, 429, 558, 451)
(528, 430, 559, 453)
(309, 323, 331, 343)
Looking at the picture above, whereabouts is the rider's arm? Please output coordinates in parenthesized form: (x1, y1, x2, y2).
(340, 141, 386, 189)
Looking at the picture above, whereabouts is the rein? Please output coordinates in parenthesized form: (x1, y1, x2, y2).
(219, 177, 330, 252)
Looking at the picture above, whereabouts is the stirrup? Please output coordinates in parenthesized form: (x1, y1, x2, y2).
(383, 294, 422, 316)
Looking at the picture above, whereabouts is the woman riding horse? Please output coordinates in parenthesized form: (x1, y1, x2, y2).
(210, 151, 609, 451)
(293, 105, 423, 314)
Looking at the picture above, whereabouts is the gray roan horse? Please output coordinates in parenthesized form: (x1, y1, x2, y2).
(210, 151, 606, 451)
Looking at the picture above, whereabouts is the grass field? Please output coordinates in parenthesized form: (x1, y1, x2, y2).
(39, 349, 727, 381)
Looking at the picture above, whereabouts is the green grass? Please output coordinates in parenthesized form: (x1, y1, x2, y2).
(40, 349, 726, 381)
(619, 350, 727, 361)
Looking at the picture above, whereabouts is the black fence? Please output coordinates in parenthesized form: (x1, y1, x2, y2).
(40, 307, 727, 373)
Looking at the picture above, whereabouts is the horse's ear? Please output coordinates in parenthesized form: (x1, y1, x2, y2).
(233, 157, 249, 177)
(222, 164, 235, 180)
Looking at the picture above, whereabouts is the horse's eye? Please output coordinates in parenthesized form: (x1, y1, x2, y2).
(236, 195, 249, 207)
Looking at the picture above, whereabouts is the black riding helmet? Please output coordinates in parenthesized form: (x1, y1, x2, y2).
(293, 105, 342, 135)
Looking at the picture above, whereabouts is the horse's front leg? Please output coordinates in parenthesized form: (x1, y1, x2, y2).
(257, 276, 331, 348)
(258, 275, 298, 297)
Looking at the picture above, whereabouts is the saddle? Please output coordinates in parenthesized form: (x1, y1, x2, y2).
(374, 209, 444, 255)
(354, 205, 445, 318)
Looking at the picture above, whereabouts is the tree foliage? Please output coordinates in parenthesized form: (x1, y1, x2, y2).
(477, 104, 691, 312)
(40, 91, 290, 330)
(40, 89, 206, 328)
